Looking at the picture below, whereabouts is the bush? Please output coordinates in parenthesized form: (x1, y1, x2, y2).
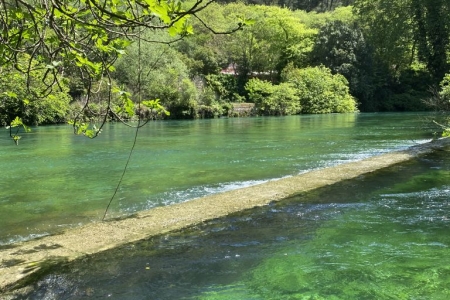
(204, 74, 239, 103)
(245, 79, 301, 116)
(281, 65, 358, 114)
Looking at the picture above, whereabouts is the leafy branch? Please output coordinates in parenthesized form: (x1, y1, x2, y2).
(0, 0, 245, 139)
(6, 116, 31, 145)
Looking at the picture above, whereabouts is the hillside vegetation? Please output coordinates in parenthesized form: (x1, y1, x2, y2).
(1, 0, 449, 128)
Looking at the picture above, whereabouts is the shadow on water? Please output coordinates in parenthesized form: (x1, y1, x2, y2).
(11, 148, 450, 299)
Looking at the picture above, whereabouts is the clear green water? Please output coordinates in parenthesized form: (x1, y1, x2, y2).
(19, 147, 450, 299)
(0, 113, 435, 244)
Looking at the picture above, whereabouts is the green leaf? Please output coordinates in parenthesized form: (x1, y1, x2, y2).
(244, 19, 256, 25)
(142, 99, 170, 116)
(69, 120, 101, 138)
(185, 25, 194, 35)
(10, 116, 24, 127)
(443, 128, 450, 137)
(8, 117, 30, 144)
(3, 91, 18, 98)
(168, 26, 178, 37)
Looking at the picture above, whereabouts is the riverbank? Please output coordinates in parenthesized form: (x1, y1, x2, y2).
(1, 137, 449, 296)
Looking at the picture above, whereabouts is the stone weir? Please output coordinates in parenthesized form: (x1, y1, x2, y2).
(1, 138, 449, 294)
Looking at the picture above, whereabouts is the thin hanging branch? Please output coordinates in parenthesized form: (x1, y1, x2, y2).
(1, 0, 245, 138)
(102, 31, 144, 220)
(1, 0, 247, 215)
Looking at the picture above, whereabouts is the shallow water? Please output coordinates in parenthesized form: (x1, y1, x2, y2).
(0, 113, 435, 244)
(17, 147, 450, 299)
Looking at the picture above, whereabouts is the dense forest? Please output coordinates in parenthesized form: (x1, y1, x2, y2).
(1, 0, 450, 133)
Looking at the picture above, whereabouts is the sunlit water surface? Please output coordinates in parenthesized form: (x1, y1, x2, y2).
(0, 113, 436, 244)
(17, 146, 450, 299)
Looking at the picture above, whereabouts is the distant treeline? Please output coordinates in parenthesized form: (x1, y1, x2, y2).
(215, 0, 355, 12)
(1, 0, 450, 127)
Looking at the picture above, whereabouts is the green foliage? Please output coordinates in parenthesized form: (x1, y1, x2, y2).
(113, 32, 197, 118)
(166, 78, 198, 118)
(113, 87, 135, 118)
(112, 87, 171, 121)
(190, 47, 224, 76)
(440, 74, 450, 103)
(351, 0, 450, 111)
(311, 20, 374, 104)
(6, 116, 31, 145)
(67, 79, 128, 132)
(142, 99, 171, 118)
(204, 74, 239, 103)
(68, 84, 172, 137)
(245, 79, 274, 106)
(271, 83, 302, 115)
(432, 73, 450, 137)
(354, 0, 450, 83)
(68, 120, 101, 139)
(0, 0, 221, 137)
(245, 79, 301, 115)
(214, 0, 356, 12)
(2, 0, 448, 127)
(195, 75, 241, 118)
(353, 0, 415, 74)
(380, 93, 427, 112)
(293, 6, 355, 29)
(377, 69, 432, 112)
(176, 2, 236, 75)
(0, 0, 194, 80)
(443, 129, 450, 137)
(0, 55, 71, 126)
(412, 0, 450, 81)
(282, 65, 358, 114)
(220, 4, 317, 83)
(196, 103, 226, 118)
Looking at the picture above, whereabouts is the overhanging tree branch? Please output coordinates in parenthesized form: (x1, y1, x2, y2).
(0, 0, 245, 140)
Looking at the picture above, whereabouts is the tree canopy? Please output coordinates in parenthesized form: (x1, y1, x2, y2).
(1, 0, 450, 138)
(0, 0, 244, 137)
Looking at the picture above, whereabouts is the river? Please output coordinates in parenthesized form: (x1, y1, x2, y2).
(0, 112, 436, 245)
(17, 131, 450, 299)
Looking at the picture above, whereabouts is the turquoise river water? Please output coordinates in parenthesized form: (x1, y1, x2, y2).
(16, 133, 450, 299)
(0, 112, 438, 245)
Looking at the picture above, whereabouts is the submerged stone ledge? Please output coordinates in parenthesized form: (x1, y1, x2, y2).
(1, 138, 449, 294)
